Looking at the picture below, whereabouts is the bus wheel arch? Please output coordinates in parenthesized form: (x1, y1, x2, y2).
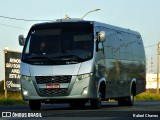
(99, 81, 106, 100)
(127, 81, 136, 106)
(118, 80, 136, 106)
(131, 81, 136, 96)
(90, 80, 106, 109)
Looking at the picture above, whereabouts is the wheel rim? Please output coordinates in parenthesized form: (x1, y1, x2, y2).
(129, 93, 134, 105)
(130, 94, 134, 101)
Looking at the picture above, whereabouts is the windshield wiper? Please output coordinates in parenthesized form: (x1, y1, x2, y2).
(52, 55, 83, 61)
(26, 56, 56, 62)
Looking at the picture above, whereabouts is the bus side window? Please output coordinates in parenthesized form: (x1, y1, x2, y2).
(132, 35, 144, 61)
(108, 30, 119, 59)
(126, 33, 134, 60)
(104, 34, 113, 58)
(118, 32, 127, 60)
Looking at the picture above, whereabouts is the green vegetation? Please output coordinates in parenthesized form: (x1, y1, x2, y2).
(0, 80, 28, 105)
(0, 91, 28, 105)
(0, 91, 22, 99)
(135, 92, 160, 101)
(0, 99, 27, 105)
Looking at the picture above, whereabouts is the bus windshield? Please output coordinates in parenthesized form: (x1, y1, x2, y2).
(22, 25, 94, 65)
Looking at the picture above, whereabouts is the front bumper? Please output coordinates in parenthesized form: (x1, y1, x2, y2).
(21, 75, 96, 101)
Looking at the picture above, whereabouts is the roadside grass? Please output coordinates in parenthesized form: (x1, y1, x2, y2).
(135, 92, 160, 101)
(0, 99, 27, 105)
(109, 92, 160, 102)
(0, 91, 28, 105)
(108, 90, 160, 102)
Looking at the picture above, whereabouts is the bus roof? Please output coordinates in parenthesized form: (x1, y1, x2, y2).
(31, 18, 140, 35)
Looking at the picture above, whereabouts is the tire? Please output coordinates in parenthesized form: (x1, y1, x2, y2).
(29, 100, 41, 110)
(118, 91, 134, 106)
(126, 92, 134, 106)
(90, 91, 102, 109)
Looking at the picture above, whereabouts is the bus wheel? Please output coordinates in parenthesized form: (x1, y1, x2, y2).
(126, 92, 134, 106)
(118, 91, 134, 106)
(29, 100, 41, 110)
(90, 91, 102, 109)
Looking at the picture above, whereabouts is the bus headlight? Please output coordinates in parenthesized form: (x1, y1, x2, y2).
(21, 75, 32, 82)
(82, 87, 88, 94)
(23, 89, 28, 96)
(75, 73, 92, 82)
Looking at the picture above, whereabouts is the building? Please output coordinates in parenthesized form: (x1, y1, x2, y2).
(146, 74, 160, 89)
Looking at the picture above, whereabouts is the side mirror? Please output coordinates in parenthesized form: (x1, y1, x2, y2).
(18, 35, 25, 46)
(99, 31, 106, 42)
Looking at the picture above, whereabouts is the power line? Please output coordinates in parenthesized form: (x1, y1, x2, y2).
(145, 44, 157, 48)
(0, 22, 29, 30)
(0, 15, 54, 22)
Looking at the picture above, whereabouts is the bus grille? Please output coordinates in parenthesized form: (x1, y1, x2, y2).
(39, 88, 68, 96)
(35, 76, 71, 96)
(35, 76, 72, 84)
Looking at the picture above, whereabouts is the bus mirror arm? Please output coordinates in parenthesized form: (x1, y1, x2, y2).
(96, 32, 99, 52)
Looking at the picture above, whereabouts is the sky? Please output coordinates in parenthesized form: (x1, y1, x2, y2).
(0, 0, 160, 80)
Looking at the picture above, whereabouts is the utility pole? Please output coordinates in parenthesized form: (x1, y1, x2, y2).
(3, 48, 8, 98)
(157, 41, 160, 94)
(146, 57, 148, 73)
(150, 57, 154, 73)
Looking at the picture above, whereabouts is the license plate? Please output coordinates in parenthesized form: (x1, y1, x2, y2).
(46, 84, 60, 89)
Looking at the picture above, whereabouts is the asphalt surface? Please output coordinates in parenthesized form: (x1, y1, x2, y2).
(0, 101, 160, 120)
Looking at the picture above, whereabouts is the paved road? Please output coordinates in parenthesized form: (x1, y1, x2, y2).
(0, 101, 160, 119)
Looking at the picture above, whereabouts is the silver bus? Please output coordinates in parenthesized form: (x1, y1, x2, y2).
(19, 19, 146, 110)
